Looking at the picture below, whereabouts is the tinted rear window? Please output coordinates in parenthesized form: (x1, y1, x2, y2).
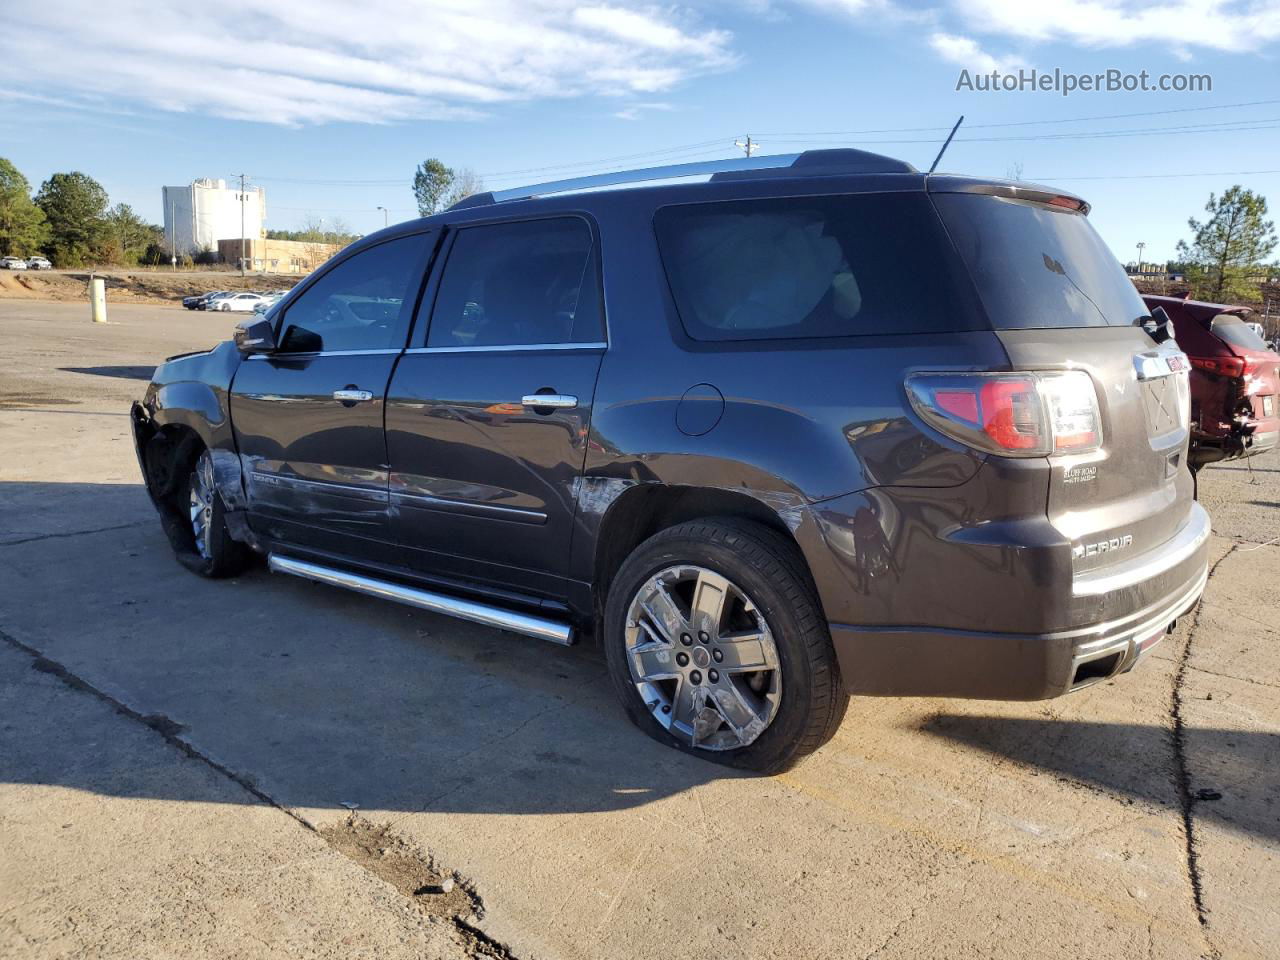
(1210, 316, 1269, 351)
(654, 193, 980, 341)
(934, 192, 1147, 329)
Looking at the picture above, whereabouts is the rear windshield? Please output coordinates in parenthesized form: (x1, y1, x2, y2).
(654, 193, 981, 341)
(1210, 315, 1269, 351)
(934, 192, 1147, 329)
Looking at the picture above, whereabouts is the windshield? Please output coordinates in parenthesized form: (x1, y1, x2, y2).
(934, 192, 1147, 329)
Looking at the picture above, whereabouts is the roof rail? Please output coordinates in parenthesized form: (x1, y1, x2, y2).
(450, 148, 916, 210)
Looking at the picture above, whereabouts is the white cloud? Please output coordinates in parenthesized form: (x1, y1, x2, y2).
(952, 0, 1280, 53)
(0, 1, 734, 126)
(927, 32, 1023, 73)
(612, 101, 676, 120)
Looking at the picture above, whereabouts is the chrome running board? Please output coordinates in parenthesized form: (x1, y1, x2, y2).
(267, 554, 574, 646)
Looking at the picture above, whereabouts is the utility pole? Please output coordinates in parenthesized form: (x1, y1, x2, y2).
(236, 173, 249, 277)
(734, 135, 760, 157)
(168, 192, 177, 272)
(377, 205, 389, 228)
(1136, 241, 1146, 275)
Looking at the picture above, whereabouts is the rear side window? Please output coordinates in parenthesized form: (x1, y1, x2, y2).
(427, 218, 603, 348)
(934, 192, 1147, 329)
(654, 193, 980, 341)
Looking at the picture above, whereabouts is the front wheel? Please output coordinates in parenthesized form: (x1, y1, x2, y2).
(181, 450, 249, 577)
(603, 519, 847, 773)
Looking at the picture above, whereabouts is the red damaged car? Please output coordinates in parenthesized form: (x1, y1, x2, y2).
(1143, 295, 1280, 468)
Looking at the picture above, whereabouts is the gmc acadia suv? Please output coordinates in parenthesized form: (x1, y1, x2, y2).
(131, 149, 1209, 772)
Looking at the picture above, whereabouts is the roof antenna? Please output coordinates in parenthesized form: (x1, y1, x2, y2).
(927, 115, 964, 175)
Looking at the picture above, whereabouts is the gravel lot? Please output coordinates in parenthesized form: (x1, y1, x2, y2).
(2, 299, 1277, 960)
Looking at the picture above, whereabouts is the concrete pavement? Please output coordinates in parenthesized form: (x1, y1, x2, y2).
(1, 299, 1277, 959)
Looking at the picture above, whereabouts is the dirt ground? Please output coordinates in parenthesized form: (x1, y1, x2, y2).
(1, 298, 1277, 960)
(0, 268, 299, 306)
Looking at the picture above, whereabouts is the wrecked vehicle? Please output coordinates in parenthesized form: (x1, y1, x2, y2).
(132, 149, 1208, 772)
(1142, 295, 1280, 468)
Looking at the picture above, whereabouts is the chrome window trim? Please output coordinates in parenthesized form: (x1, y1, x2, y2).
(245, 348, 403, 360)
(404, 341, 607, 355)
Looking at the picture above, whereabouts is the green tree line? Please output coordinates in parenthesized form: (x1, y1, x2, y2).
(0, 157, 166, 267)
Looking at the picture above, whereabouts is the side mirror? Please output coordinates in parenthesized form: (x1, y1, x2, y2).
(1139, 306, 1177, 345)
(234, 316, 277, 354)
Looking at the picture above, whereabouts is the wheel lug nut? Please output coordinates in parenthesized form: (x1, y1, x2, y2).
(698, 631, 710, 644)
(676, 652, 689, 667)
(690, 670, 702, 685)
(709, 669, 719, 683)
(680, 633, 693, 646)
(712, 648, 723, 662)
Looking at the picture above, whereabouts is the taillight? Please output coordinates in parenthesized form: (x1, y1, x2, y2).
(906, 371, 1103, 457)
(1189, 356, 1245, 377)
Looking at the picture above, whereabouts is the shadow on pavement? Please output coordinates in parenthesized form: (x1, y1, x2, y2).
(0, 481, 734, 819)
(59, 365, 156, 381)
(923, 714, 1280, 846)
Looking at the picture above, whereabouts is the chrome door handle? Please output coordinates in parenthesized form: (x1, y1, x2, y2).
(521, 394, 577, 409)
(333, 389, 374, 402)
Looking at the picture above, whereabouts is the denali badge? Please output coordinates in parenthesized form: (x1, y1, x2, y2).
(1073, 535, 1134, 560)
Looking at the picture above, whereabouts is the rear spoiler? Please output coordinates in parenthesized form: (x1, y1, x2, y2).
(926, 176, 1090, 216)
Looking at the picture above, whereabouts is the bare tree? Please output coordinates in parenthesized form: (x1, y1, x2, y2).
(445, 168, 486, 208)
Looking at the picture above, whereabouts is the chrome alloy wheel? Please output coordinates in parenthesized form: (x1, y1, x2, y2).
(188, 453, 215, 560)
(623, 565, 782, 750)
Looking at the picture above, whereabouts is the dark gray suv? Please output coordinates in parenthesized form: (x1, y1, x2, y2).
(131, 149, 1209, 772)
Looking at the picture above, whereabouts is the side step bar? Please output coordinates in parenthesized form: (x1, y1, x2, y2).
(267, 554, 574, 646)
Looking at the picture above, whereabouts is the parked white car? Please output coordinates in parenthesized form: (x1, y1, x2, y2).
(251, 292, 286, 314)
(25, 256, 52, 270)
(212, 292, 268, 312)
(1, 256, 28, 270)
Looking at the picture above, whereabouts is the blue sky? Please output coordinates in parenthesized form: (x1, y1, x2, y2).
(2, 0, 1278, 266)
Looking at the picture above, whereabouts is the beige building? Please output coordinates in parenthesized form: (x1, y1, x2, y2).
(216, 237, 342, 274)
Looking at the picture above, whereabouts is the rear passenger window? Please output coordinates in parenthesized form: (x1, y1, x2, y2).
(654, 193, 979, 341)
(427, 218, 603, 348)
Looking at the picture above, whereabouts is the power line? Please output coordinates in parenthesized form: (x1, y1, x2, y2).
(250, 97, 1280, 190)
(753, 96, 1280, 137)
(1027, 168, 1280, 182)
(772, 119, 1280, 147)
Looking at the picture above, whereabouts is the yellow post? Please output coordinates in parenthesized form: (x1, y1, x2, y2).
(89, 276, 107, 324)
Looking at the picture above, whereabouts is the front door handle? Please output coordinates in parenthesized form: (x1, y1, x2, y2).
(521, 394, 577, 409)
(333, 388, 374, 403)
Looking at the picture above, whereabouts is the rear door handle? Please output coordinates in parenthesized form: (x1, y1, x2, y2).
(333, 389, 374, 403)
(521, 394, 577, 409)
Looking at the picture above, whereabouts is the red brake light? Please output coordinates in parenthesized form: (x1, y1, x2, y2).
(935, 390, 979, 423)
(1047, 195, 1086, 211)
(1190, 356, 1245, 377)
(906, 371, 1102, 458)
(979, 379, 1042, 450)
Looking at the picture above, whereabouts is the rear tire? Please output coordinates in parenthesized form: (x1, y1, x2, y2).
(603, 518, 847, 774)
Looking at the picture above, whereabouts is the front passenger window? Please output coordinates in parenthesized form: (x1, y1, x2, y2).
(278, 235, 424, 353)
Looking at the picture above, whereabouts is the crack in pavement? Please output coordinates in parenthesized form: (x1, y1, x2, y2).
(1168, 543, 1239, 959)
(0, 626, 521, 960)
(0, 520, 149, 547)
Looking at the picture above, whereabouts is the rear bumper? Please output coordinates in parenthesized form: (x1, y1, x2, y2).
(1190, 425, 1278, 464)
(823, 502, 1210, 700)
